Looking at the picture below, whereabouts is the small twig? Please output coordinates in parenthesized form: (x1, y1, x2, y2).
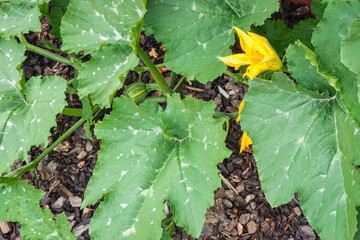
(185, 86, 205, 92)
(218, 86, 229, 98)
(218, 172, 239, 195)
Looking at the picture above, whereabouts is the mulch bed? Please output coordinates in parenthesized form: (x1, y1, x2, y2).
(0, 1, 320, 239)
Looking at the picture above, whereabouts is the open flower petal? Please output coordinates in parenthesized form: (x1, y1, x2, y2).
(240, 132, 252, 153)
(218, 54, 251, 70)
(244, 58, 282, 80)
(247, 32, 279, 59)
(244, 63, 270, 80)
(220, 27, 282, 80)
(236, 101, 253, 153)
(233, 27, 255, 55)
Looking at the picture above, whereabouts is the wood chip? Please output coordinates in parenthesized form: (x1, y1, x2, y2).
(52, 196, 66, 209)
(237, 223, 244, 235)
(218, 86, 230, 98)
(77, 151, 87, 160)
(85, 141, 93, 152)
(235, 184, 245, 193)
(53, 141, 70, 152)
(239, 213, 250, 225)
(0, 220, 11, 234)
(69, 196, 82, 208)
(149, 48, 158, 58)
(218, 173, 239, 195)
(59, 185, 73, 197)
(293, 206, 302, 216)
(247, 221, 257, 234)
(245, 194, 255, 204)
(77, 161, 85, 169)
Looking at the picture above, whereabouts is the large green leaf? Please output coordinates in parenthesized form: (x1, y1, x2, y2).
(0, 0, 42, 38)
(252, 19, 317, 56)
(241, 73, 360, 240)
(0, 181, 76, 239)
(61, 0, 146, 54)
(48, 0, 70, 38)
(144, 0, 278, 83)
(77, 44, 138, 108)
(341, 18, 360, 76)
(0, 38, 26, 98)
(312, 0, 360, 127)
(0, 75, 67, 174)
(286, 41, 335, 95)
(83, 95, 230, 239)
(0, 39, 67, 174)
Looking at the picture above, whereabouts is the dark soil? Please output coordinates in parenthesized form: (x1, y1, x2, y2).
(0, 1, 320, 240)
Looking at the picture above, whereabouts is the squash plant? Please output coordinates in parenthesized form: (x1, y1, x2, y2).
(1, 0, 360, 239)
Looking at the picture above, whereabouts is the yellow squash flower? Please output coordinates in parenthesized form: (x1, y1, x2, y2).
(218, 27, 282, 80)
(236, 101, 252, 153)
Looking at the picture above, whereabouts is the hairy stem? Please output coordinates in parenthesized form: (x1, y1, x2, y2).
(19, 34, 81, 70)
(135, 45, 172, 97)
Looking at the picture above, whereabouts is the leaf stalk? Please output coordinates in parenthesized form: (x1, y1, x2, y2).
(19, 34, 81, 70)
(135, 45, 172, 97)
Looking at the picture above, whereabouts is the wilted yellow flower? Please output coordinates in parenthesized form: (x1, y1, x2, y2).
(218, 27, 282, 80)
(240, 132, 252, 153)
(236, 100, 252, 153)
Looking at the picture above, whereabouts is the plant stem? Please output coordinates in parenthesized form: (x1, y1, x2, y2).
(66, 79, 74, 85)
(135, 45, 172, 97)
(19, 34, 81, 70)
(146, 83, 162, 92)
(62, 107, 82, 117)
(213, 111, 239, 120)
(0, 118, 86, 185)
(133, 63, 166, 73)
(168, 71, 176, 88)
(172, 76, 185, 92)
(144, 96, 167, 103)
(224, 70, 249, 86)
